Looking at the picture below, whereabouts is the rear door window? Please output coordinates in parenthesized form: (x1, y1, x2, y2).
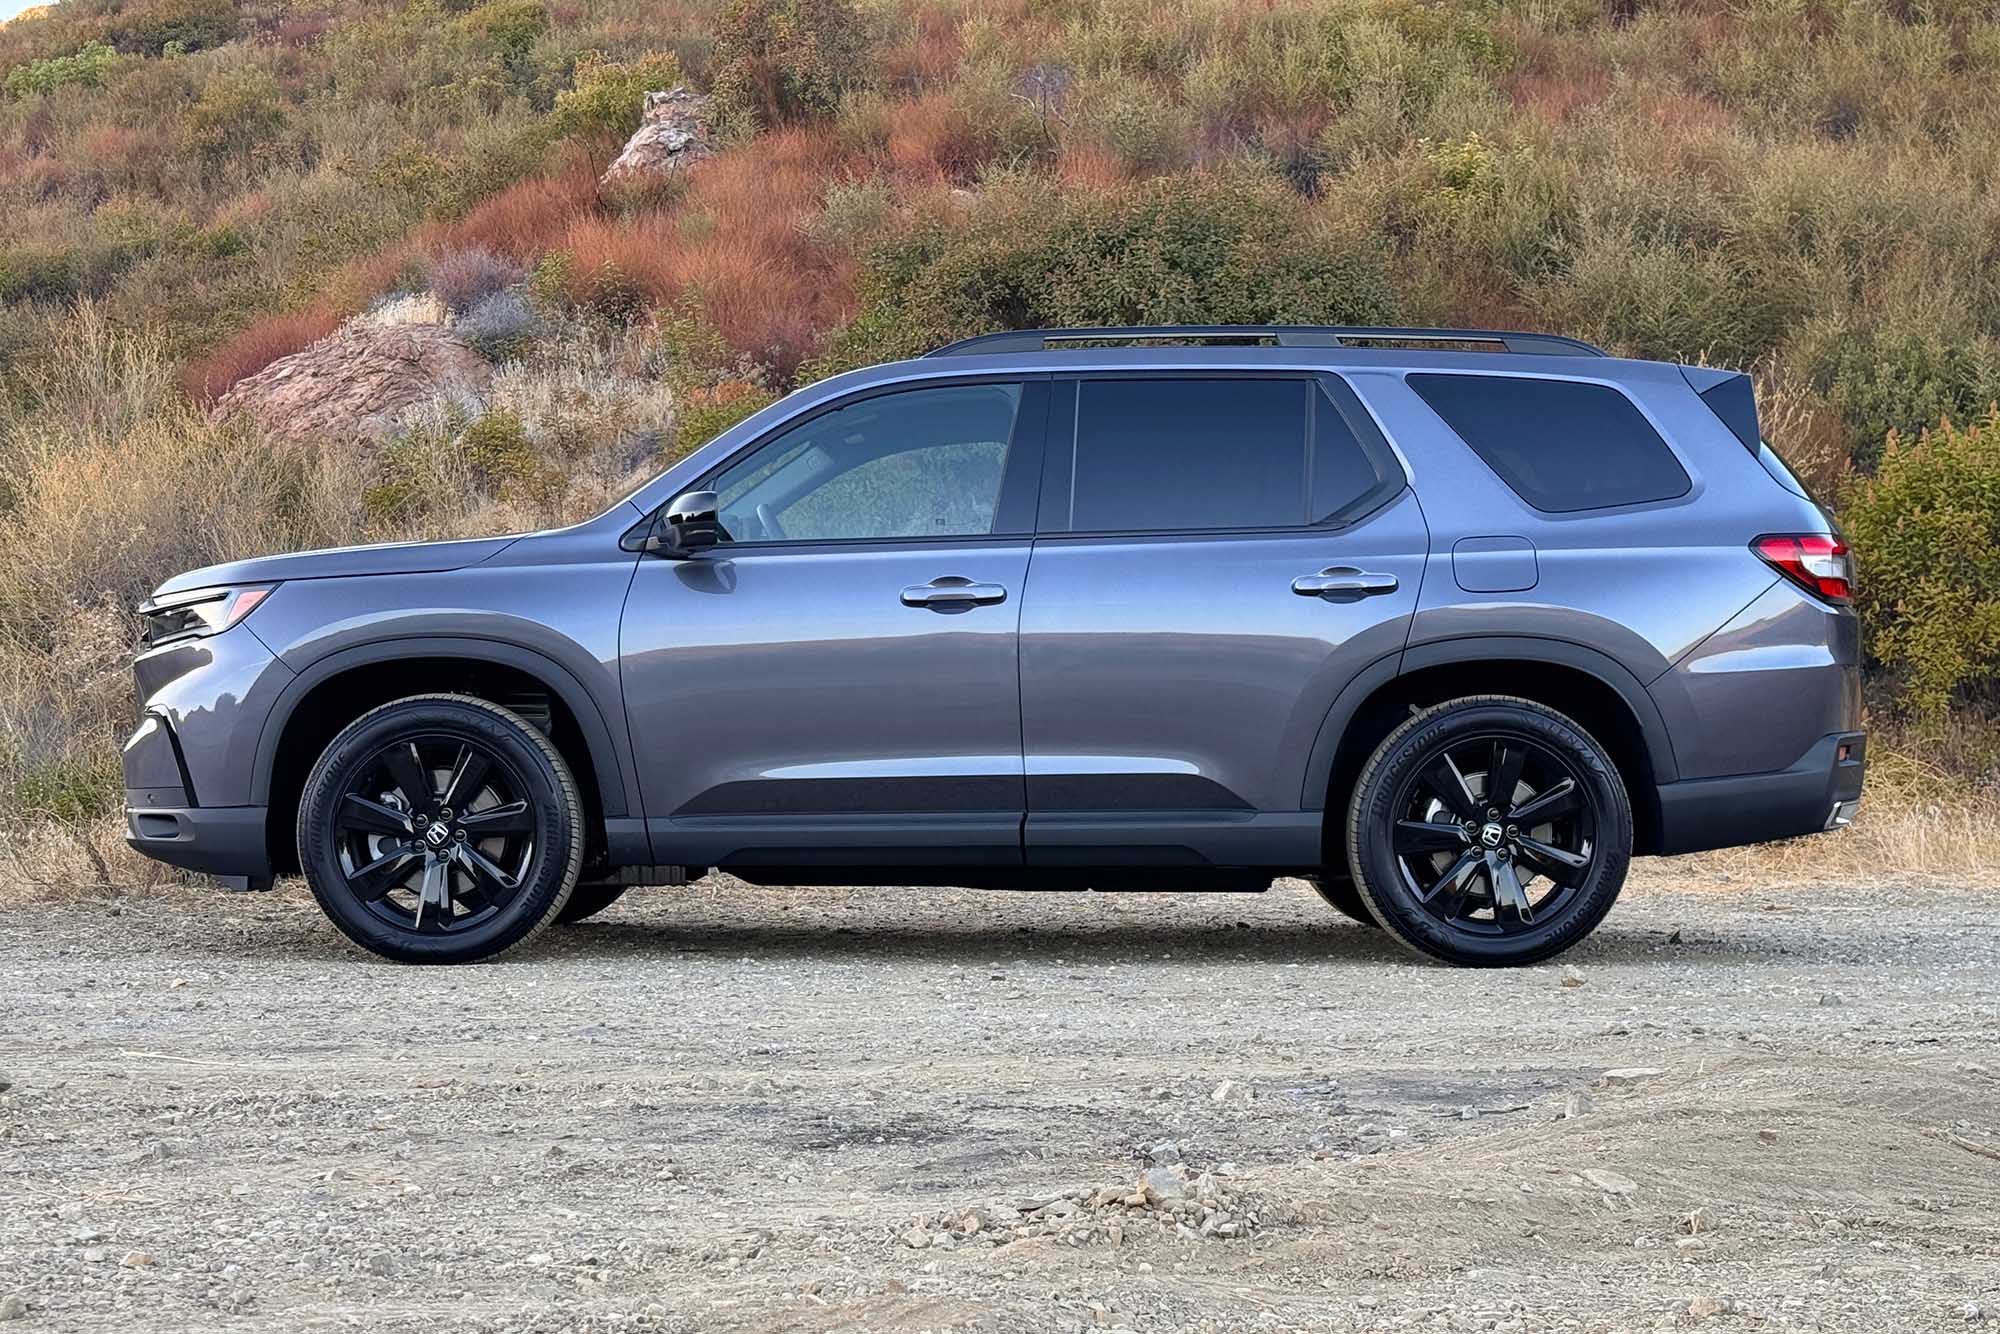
(1407, 373, 1691, 513)
(1063, 376, 1401, 533)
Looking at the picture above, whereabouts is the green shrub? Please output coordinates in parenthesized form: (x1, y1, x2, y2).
(1841, 408, 2000, 724)
(548, 51, 686, 139)
(8, 752, 121, 825)
(463, 0, 548, 73)
(1806, 328, 2000, 472)
(0, 247, 81, 304)
(821, 171, 1400, 370)
(104, 0, 242, 56)
(709, 0, 866, 133)
(673, 381, 777, 457)
(178, 69, 290, 174)
(3, 41, 118, 98)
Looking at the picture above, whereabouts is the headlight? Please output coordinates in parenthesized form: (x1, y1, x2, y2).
(138, 585, 277, 647)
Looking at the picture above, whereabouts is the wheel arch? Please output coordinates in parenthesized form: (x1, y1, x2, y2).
(1304, 637, 1678, 857)
(254, 639, 635, 875)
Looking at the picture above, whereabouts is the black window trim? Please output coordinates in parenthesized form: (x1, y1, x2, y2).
(1038, 370, 1410, 539)
(1404, 370, 1694, 516)
(656, 372, 1053, 554)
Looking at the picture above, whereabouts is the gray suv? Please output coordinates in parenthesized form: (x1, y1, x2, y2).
(123, 326, 1865, 966)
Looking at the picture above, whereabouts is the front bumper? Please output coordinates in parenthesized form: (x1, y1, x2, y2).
(1653, 731, 1866, 856)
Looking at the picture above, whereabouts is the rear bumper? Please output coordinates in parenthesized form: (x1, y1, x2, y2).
(125, 804, 271, 886)
(1653, 731, 1866, 856)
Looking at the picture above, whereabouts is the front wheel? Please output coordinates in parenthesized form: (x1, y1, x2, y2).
(1346, 696, 1631, 967)
(297, 694, 585, 963)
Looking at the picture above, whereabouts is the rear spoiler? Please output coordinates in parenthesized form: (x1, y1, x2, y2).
(1680, 365, 1759, 455)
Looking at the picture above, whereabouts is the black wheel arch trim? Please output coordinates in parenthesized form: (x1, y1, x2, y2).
(1300, 635, 1681, 812)
(249, 637, 637, 822)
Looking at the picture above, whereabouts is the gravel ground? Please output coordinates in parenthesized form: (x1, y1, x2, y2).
(2, 868, 1999, 1333)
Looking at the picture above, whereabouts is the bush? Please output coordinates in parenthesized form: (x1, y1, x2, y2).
(457, 291, 539, 358)
(1841, 408, 2000, 724)
(177, 68, 289, 175)
(709, 0, 867, 132)
(548, 51, 686, 139)
(462, 0, 548, 73)
(3, 41, 118, 97)
(426, 246, 524, 314)
(673, 380, 775, 457)
(103, 0, 241, 56)
(1805, 327, 2000, 471)
(822, 170, 1400, 368)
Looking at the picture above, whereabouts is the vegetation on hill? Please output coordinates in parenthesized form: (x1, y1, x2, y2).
(0, 0, 1996, 883)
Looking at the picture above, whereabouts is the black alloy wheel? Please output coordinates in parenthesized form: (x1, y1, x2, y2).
(1347, 696, 1631, 966)
(298, 694, 583, 963)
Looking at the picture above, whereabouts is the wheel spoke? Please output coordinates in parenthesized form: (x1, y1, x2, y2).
(455, 799, 532, 835)
(413, 858, 451, 931)
(1421, 849, 1485, 920)
(453, 842, 522, 896)
(439, 745, 492, 813)
(1508, 778, 1578, 826)
(1420, 753, 1482, 822)
(1394, 819, 1468, 854)
(347, 846, 418, 901)
(1516, 835, 1591, 886)
(1491, 855, 1535, 929)
(1489, 740, 1527, 810)
(381, 742, 436, 811)
(337, 793, 414, 837)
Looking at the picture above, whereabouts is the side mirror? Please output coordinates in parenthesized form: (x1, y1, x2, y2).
(647, 490, 722, 558)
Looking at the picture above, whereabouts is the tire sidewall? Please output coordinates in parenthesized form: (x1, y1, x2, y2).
(298, 697, 581, 963)
(1349, 699, 1631, 967)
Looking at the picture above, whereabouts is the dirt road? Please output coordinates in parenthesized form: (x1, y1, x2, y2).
(3, 870, 1998, 1332)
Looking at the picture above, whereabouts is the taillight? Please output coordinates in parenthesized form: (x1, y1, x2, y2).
(1752, 534, 1852, 605)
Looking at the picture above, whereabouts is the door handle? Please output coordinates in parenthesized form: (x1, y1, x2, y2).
(1292, 567, 1400, 599)
(901, 577, 1008, 609)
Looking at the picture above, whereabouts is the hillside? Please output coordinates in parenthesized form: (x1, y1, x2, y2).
(0, 0, 1996, 882)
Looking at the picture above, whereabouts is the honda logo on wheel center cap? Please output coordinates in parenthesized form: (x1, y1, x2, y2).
(425, 823, 451, 848)
(1480, 822, 1505, 848)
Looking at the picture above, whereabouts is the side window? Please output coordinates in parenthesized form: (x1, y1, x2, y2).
(1407, 373, 1691, 513)
(1070, 378, 1309, 531)
(711, 383, 1022, 542)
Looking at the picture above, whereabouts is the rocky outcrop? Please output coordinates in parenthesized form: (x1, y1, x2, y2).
(600, 87, 715, 187)
(214, 322, 489, 442)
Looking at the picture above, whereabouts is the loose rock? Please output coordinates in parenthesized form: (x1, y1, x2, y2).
(1584, 1168, 1639, 1195)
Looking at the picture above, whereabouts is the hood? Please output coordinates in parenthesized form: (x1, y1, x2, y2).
(152, 534, 521, 598)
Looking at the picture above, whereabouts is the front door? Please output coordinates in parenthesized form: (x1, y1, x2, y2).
(1018, 372, 1428, 870)
(620, 378, 1047, 870)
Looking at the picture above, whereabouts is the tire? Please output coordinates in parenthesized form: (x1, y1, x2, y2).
(1346, 695, 1631, 967)
(1305, 872, 1379, 928)
(555, 883, 628, 924)
(297, 694, 585, 963)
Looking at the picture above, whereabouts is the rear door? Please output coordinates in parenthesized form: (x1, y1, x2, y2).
(1018, 372, 1428, 870)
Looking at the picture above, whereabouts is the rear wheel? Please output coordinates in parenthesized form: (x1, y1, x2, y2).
(1347, 696, 1630, 967)
(297, 694, 584, 963)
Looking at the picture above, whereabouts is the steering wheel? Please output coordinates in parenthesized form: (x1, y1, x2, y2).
(755, 502, 789, 542)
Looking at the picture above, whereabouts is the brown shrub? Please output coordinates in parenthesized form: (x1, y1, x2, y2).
(179, 305, 341, 404)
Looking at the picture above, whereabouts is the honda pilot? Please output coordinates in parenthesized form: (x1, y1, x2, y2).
(124, 326, 1864, 966)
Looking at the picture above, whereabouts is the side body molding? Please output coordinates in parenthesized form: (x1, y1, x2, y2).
(249, 636, 639, 824)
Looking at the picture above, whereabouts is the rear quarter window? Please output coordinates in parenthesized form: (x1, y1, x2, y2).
(1407, 373, 1691, 513)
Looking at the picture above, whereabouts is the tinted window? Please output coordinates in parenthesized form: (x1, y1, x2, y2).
(1313, 376, 1400, 524)
(1407, 374, 1691, 513)
(1071, 378, 1308, 531)
(711, 383, 1021, 542)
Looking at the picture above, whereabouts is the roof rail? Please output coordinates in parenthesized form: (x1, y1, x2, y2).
(922, 325, 1607, 358)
